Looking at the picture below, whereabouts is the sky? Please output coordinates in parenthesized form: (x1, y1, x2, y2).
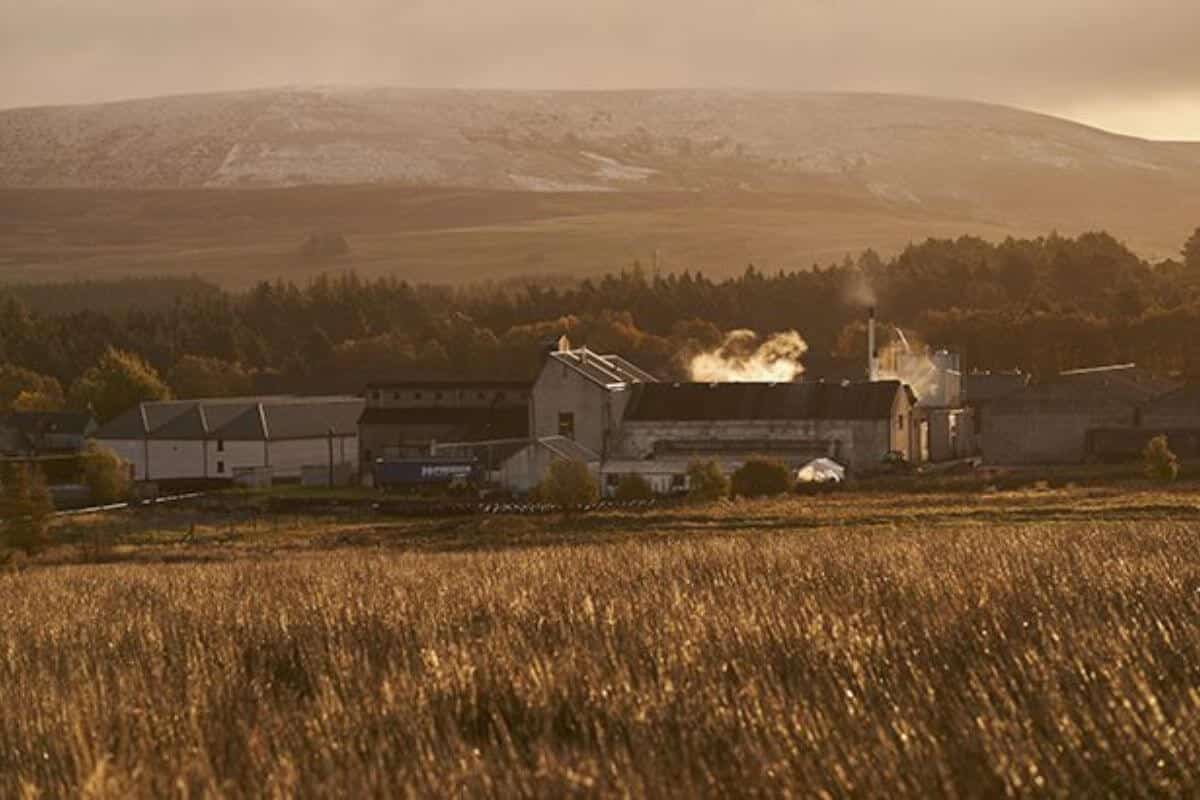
(3, 0, 1198, 141)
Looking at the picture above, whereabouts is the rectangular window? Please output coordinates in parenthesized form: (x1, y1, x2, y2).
(897, 414, 905, 431)
(414, 392, 422, 400)
(558, 412, 575, 439)
(216, 439, 225, 452)
(217, 461, 226, 474)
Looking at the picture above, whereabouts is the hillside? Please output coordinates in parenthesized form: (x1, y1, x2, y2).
(1, 89, 1198, 285)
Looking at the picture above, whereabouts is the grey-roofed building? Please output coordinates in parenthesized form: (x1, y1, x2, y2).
(530, 341, 657, 460)
(479, 340, 659, 491)
(0, 411, 96, 455)
(357, 381, 531, 483)
(609, 379, 916, 476)
(979, 364, 1179, 465)
(93, 396, 362, 484)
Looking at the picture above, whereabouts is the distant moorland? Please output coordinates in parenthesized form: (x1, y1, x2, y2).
(2, 89, 1199, 287)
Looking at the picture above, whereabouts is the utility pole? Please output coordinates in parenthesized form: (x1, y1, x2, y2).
(327, 427, 335, 488)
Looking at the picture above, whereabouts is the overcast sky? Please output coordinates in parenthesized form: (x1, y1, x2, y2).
(3, 0, 1198, 140)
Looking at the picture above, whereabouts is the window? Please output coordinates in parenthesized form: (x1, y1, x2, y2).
(414, 392, 423, 400)
(393, 392, 400, 400)
(217, 461, 226, 474)
(478, 392, 487, 400)
(216, 439, 224, 453)
(496, 391, 506, 401)
(558, 412, 576, 439)
(897, 414, 905, 431)
(435, 392, 444, 400)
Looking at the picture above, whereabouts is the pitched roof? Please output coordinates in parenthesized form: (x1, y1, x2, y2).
(3, 412, 95, 436)
(963, 372, 1029, 404)
(988, 381, 1140, 414)
(366, 380, 530, 391)
(94, 396, 363, 441)
(1143, 385, 1200, 415)
(623, 380, 905, 422)
(538, 436, 600, 463)
(359, 406, 529, 440)
(1056, 364, 1178, 404)
(548, 347, 658, 388)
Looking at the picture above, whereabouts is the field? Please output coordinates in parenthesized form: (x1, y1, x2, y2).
(0, 185, 1043, 288)
(4, 487, 1200, 797)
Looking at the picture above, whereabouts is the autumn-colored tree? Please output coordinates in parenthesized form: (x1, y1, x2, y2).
(1143, 435, 1179, 483)
(68, 348, 172, 423)
(80, 442, 132, 505)
(0, 463, 54, 553)
(613, 473, 655, 501)
(686, 460, 729, 503)
(168, 355, 253, 398)
(539, 459, 599, 509)
(0, 365, 64, 412)
(731, 458, 792, 499)
(1184, 227, 1200, 272)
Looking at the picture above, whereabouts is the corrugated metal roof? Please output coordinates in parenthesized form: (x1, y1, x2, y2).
(538, 436, 600, 463)
(549, 348, 658, 387)
(623, 381, 904, 422)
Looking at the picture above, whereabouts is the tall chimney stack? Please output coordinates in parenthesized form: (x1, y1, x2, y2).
(867, 306, 878, 381)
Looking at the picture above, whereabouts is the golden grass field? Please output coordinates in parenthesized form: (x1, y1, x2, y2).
(4, 487, 1200, 797)
(0, 186, 1038, 287)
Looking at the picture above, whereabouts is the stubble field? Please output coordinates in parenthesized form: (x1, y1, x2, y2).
(3, 489, 1200, 797)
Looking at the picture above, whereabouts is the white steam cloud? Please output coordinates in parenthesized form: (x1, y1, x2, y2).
(689, 330, 808, 383)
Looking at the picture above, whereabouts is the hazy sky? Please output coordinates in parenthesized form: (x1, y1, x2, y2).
(3, 0, 1198, 140)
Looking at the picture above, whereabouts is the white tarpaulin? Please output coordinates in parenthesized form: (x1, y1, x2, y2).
(796, 457, 845, 484)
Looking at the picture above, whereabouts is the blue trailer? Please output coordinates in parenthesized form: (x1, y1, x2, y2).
(372, 458, 483, 488)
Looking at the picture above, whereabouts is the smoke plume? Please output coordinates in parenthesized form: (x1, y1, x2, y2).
(689, 330, 808, 383)
(842, 270, 877, 308)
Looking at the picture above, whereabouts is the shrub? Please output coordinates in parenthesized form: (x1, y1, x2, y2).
(613, 473, 655, 501)
(1143, 435, 1179, 482)
(731, 458, 792, 498)
(539, 460, 599, 509)
(0, 463, 54, 553)
(81, 442, 132, 505)
(686, 459, 729, 503)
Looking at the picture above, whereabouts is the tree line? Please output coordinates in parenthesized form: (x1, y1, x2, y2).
(2, 228, 1199, 422)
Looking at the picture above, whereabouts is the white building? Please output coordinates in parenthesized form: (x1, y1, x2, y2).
(606, 379, 917, 481)
(501, 341, 658, 491)
(93, 396, 363, 484)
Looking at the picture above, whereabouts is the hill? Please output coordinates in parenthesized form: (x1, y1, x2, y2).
(1, 89, 1198, 285)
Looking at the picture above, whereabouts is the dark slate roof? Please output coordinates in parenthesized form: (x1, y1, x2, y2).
(94, 396, 363, 441)
(1056, 364, 1179, 404)
(261, 400, 363, 440)
(1143, 385, 1200, 415)
(359, 407, 529, 439)
(963, 372, 1030, 405)
(366, 380, 530, 391)
(622, 380, 905, 422)
(3, 412, 96, 436)
(988, 381, 1139, 414)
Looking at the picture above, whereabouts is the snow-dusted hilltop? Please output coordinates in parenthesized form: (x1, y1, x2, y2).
(2, 88, 1198, 258)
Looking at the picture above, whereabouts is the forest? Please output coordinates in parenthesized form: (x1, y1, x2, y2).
(2, 228, 1199, 421)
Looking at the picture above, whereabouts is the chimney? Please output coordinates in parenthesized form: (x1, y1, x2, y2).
(867, 306, 878, 381)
